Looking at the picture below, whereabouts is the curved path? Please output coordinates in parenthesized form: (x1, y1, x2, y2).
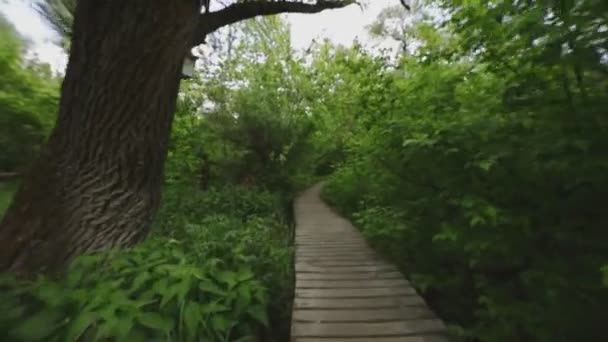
(290, 184, 448, 342)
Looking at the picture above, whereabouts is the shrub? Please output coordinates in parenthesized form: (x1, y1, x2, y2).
(1, 187, 294, 341)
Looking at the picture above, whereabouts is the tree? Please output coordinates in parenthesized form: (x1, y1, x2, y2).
(321, 0, 608, 339)
(367, 0, 436, 55)
(0, 0, 356, 276)
(0, 15, 59, 174)
(34, 0, 76, 51)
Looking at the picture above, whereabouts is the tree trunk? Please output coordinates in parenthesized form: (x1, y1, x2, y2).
(0, 172, 20, 182)
(0, 0, 199, 276)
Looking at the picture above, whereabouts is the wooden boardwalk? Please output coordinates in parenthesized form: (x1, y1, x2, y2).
(290, 184, 448, 342)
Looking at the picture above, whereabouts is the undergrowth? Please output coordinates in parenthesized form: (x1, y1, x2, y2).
(0, 185, 294, 341)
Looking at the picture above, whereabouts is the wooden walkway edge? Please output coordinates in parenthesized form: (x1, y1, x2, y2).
(290, 184, 448, 342)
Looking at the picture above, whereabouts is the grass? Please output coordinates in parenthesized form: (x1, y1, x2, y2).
(0, 181, 18, 217)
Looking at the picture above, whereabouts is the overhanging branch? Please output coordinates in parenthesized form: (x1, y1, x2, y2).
(194, 0, 356, 46)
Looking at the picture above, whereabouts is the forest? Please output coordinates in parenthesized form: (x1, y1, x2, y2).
(0, 0, 607, 341)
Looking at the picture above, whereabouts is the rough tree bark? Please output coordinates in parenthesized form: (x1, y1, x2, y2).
(0, 0, 354, 276)
(0, 0, 199, 275)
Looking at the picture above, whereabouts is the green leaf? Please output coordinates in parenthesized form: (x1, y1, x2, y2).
(233, 336, 257, 342)
(183, 302, 201, 338)
(125, 328, 148, 342)
(137, 312, 173, 333)
(152, 278, 169, 294)
(236, 283, 252, 312)
(65, 312, 98, 341)
(236, 267, 255, 282)
(201, 301, 230, 314)
(210, 315, 230, 332)
(199, 280, 227, 296)
(129, 271, 151, 293)
(10, 309, 63, 341)
(470, 215, 485, 227)
(247, 304, 269, 326)
(215, 271, 238, 289)
(477, 158, 494, 171)
(174, 278, 192, 305)
(37, 282, 66, 307)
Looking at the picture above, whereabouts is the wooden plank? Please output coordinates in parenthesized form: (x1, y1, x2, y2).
(292, 320, 446, 337)
(296, 260, 389, 267)
(296, 252, 377, 257)
(293, 307, 435, 322)
(296, 263, 398, 274)
(297, 287, 417, 298)
(296, 255, 378, 261)
(297, 271, 403, 281)
(291, 184, 446, 341)
(294, 296, 425, 309)
(296, 244, 367, 248)
(297, 278, 409, 289)
(293, 336, 448, 342)
(296, 241, 367, 246)
(296, 246, 372, 253)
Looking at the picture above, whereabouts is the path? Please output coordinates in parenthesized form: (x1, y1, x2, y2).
(290, 184, 448, 342)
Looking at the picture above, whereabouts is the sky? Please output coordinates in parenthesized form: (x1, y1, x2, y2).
(0, 0, 396, 73)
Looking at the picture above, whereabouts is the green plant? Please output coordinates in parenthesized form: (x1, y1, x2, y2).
(0, 239, 269, 341)
(319, 1, 608, 339)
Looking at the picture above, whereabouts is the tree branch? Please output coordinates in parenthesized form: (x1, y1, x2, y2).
(195, 0, 355, 46)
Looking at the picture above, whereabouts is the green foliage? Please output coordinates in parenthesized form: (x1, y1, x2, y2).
(1, 241, 269, 341)
(303, 42, 391, 175)
(171, 17, 320, 193)
(7, 1, 607, 340)
(1, 186, 293, 341)
(0, 15, 59, 173)
(321, 1, 608, 340)
(155, 185, 286, 234)
(1, 16, 305, 342)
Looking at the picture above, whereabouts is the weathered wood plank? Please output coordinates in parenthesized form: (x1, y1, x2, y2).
(296, 287, 417, 298)
(293, 307, 435, 322)
(296, 246, 373, 254)
(297, 278, 410, 289)
(296, 271, 403, 281)
(292, 320, 447, 337)
(291, 184, 447, 341)
(294, 296, 425, 309)
(293, 336, 448, 342)
(296, 260, 389, 267)
(296, 263, 398, 274)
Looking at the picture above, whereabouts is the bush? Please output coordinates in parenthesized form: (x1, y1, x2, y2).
(1, 240, 268, 341)
(1, 186, 294, 341)
(154, 185, 287, 237)
(322, 54, 608, 341)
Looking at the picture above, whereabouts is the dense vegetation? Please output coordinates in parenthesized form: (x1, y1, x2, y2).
(1, 0, 608, 340)
(321, 0, 608, 340)
(0, 15, 58, 176)
(0, 16, 301, 342)
(0, 14, 58, 221)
